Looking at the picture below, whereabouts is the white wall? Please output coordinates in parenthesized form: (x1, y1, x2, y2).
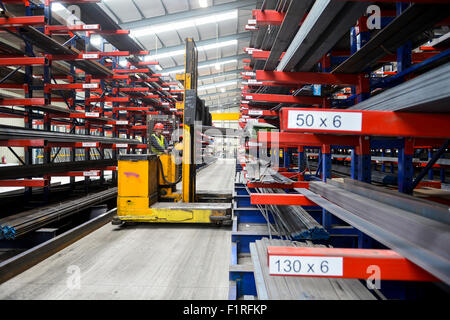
(0, 118, 25, 164)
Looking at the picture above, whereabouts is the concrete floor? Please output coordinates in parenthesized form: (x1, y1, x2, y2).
(0, 159, 236, 300)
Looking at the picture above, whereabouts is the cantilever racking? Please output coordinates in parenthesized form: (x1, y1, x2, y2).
(0, 0, 184, 202)
(230, 0, 450, 299)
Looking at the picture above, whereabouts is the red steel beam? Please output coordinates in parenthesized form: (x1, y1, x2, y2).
(50, 171, 101, 177)
(279, 172, 304, 180)
(47, 53, 100, 61)
(45, 83, 99, 91)
(84, 51, 130, 57)
(247, 182, 309, 189)
(252, 10, 285, 26)
(258, 131, 360, 147)
(0, 140, 45, 147)
(119, 87, 150, 92)
(256, 70, 360, 86)
(0, 98, 46, 106)
(251, 193, 317, 206)
(86, 97, 129, 103)
(242, 109, 279, 117)
(0, 57, 47, 66)
(0, 179, 49, 187)
(113, 68, 150, 74)
(45, 24, 100, 35)
(267, 246, 439, 282)
(0, 16, 46, 27)
(244, 93, 323, 105)
(280, 108, 450, 139)
(252, 50, 285, 61)
(46, 142, 100, 148)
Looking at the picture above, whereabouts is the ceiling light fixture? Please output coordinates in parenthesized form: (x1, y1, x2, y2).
(130, 10, 237, 38)
(145, 40, 237, 61)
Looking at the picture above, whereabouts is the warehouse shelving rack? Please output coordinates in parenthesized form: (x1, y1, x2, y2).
(230, 0, 450, 300)
(0, 0, 184, 204)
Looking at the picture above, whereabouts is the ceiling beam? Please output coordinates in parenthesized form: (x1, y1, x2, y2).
(199, 69, 244, 83)
(199, 88, 241, 99)
(161, 54, 247, 74)
(120, 0, 257, 30)
(198, 79, 241, 92)
(144, 32, 251, 57)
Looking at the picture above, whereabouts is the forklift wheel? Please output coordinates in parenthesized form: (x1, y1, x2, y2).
(111, 217, 123, 226)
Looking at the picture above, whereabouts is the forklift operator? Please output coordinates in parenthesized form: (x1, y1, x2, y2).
(151, 123, 169, 155)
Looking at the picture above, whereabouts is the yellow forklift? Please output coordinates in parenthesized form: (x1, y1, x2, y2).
(113, 39, 232, 225)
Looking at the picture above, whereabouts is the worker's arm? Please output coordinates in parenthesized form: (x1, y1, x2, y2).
(150, 135, 166, 153)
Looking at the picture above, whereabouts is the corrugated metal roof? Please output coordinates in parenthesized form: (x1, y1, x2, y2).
(99, 0, 256, 109)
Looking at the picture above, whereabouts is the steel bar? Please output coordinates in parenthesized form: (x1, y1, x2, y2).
(0, 159, 116, 180)
(0, 124, 140, 144)
(277, 0, 368, 72)
(333, 3, 450, 74)
(264, 0, 313, 71)
(303, 182, 450, 284)
(326, 178, 450, 224)
(0, 188, 117, 240)
(263, 188, 329, 241)
(0, 208, 117, 285)
(349, 62, 450, 112)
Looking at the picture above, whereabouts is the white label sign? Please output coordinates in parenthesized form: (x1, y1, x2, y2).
(82, 54, 99, 59)
(82, 142, 97, 148)
(287, 110, 362, 132)
(245, 96, 253, 100)
(248, 19, 257, 25)
(241, 101, 250, 104)
(269, 255, 343, 277)
(83, 171, 99, 177)
(116, 121, 129, 125)
(115, 144, 128, 148)
(85, 112, 99, 117)
(248, 110, 263, 116)
(244, 72, 256, 77)
(83, 83, 98, 89)
(83, 24, 98, 30)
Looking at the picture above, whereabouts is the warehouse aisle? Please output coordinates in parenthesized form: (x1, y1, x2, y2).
(0, 159, 235, 300)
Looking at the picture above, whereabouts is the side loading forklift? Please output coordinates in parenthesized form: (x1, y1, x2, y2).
(112, 38, 232, 225)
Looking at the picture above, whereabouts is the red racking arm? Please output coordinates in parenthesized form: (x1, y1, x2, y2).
(251, 193, 317, 206)
(267, 246, 439, 282)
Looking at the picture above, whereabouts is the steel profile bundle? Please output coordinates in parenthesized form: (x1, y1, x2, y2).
(333, 3, 450, 74)
(0, 187, 117, 240)
(326, 179, 450, 225)
(261, 188, 329, 241)
(0, 124, 140, 144)
(349, 62, 450, 112)
(0, 159, 116, 180)
(276, 0, 369, 72)
(250, 238, 376, 300)
(305, 181, 450, 285)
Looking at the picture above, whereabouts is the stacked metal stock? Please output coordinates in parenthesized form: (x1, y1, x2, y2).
(260, 188, 329, 241)
(0, 188, 117, 240)
(247, 159, 328, 240)
(305, 179, 450, 285)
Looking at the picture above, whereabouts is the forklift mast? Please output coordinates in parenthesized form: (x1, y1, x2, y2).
(182, 38, 198, 203)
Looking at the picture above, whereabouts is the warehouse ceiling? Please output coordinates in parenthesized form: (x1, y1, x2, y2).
(97, 0, 256, 110)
